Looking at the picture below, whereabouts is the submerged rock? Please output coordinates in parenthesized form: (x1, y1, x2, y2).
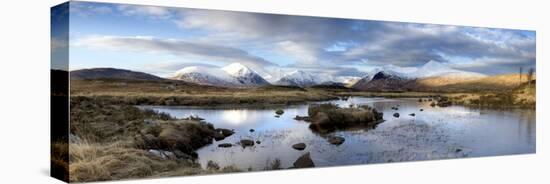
(214, 128, 235, 141)
(328, 136, 345, 145)
(240, 139, 255, 147)
(216, 128, 235, 137)
(430, 102, 436, 107)
(294, 115, 310, 121)
(293, 152, 315, 168)
(393, 113, 400, 118)
(292, 143, 307, 150)
(218, 143, 232, 148)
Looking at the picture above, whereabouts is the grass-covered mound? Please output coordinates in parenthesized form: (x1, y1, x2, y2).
(306, 103, 384, 133)
(60, 97, 239, 182)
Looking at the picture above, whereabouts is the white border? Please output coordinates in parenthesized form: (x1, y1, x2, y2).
(0, 0, 546, 183)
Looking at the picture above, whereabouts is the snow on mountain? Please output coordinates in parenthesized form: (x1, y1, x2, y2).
(362, 60, 486, 80)
(351, 60, 487, 91)
(411, 60, 486, 79)
(221, 63, 269, 86)
(337, 76, 362, 87)
(275, 70, 321, 87)
(171, 66, 241, 87)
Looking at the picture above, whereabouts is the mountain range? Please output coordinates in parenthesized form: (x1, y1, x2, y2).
(351, 60, 487, 91)
(70, 61, 494, 91)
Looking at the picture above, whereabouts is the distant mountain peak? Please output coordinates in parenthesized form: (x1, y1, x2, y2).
(70, 68, 163, 81)
(221, 63, 269, 86)
(171, 63, 269, 87)
(222, 63, 253, 76)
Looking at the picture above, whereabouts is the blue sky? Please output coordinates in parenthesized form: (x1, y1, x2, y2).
(52, 1, 536, 77)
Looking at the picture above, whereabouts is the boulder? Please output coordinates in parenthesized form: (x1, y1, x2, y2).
(216, 128, 235, 137)
(256, 140, 261, 144)
(393, 113, 400, 118)
(240, 139, 255, 147)
(213, 132, 226, 141)
(328, 136, 345, 145)
(294, 115, 311, 121)
(249, 129, 255, 133)
(275, 109, 285, 115)
(293, 152, 315, 168)
(409, 113, 415, 117)
(218, 143, 232, 148)
(292, 143, 307, 150)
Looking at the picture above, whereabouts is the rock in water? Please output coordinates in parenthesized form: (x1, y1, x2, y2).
(256, 140, 261, 144)
(420, 109, 424, 111)
(293, 152, 315, 168)
(294, 115, 310, 121)
(240, 139, 255, 147)
(393, 113, 400, 118)
(275, 109, 285, 115)
(328, 136, 345, 145)
(409, 113, 415, 117)
(214, 128, 235, 141)
(249, 129, 255, 132)
(292, 143, 307, 150)
(216, 128, 235, 137)
(218, 143, 232, 148)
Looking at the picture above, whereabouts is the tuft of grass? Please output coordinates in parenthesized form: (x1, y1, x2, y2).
(68, 139, 198, 182)
(264, 158, 282, 170)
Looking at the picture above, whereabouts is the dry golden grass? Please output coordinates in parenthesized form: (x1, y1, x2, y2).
(70, 79, 339, 106)
(415, 75, 481, 87)
(68, 140, 198, 182)
(435, 74, 535, 92)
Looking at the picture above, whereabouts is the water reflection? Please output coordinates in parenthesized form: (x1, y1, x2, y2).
(221, 110, 250, 125)
(142, 97, 535, 170)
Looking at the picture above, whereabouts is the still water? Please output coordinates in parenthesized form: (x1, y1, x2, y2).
(142, 97, 535, 170)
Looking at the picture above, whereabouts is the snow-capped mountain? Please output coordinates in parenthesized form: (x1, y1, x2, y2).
(275, 70, 317, 87)
(221, 63, 270, 86)
(275, 70, 333, 87)
(352, 60, 487, 91)
(171, 66, 241, 87)
(411, 60, 486, 79)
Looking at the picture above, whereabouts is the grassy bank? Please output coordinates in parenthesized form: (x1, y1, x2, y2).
(71, 78, 535, 108)
(57, 97, 243, 182)
(70, 79, 339, 107)
(445, 81, 536, 109)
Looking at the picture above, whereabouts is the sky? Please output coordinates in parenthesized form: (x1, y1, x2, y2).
(52, 1, 536, 77)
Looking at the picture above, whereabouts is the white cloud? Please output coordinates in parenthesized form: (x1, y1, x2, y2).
(74, 35, 276, 71)
(117, 5, 173, 19)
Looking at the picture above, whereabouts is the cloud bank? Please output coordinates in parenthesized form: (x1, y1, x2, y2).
(70, 2, 536, 76)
